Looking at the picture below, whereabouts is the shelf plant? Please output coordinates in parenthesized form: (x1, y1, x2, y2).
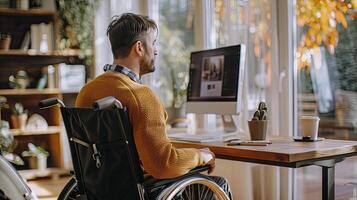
(11, 103, 28, 130)
(0, 96, 24, 165)
(22, 143, 49, 170)
(57, 0, 101, 69)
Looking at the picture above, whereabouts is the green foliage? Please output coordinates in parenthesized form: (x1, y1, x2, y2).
(298, 68, 314, 93)
(57, 0, 101, 66)
(0, 97, 11, 152)
(0, 121, 24, 165)
(22, 143, 49, 158)
(0, 121, 13, 152)
(335, 18, 357, 92)
(0, 97, 23, 165)
(12, 103, 27, 115)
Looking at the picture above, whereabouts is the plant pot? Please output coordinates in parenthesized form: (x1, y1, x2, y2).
(11, 113, 28, 130)
(28, 156, 37, 169)
(248, 120, 268, 140)
(37, 155, 47, 170)
(0, 36, 11, 51)
(27, 155, 47, 170)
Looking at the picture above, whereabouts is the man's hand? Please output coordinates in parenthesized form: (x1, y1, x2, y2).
(199, 148, 216, 174)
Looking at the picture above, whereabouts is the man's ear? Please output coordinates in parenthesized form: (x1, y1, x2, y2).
(133, 41, 144, 57)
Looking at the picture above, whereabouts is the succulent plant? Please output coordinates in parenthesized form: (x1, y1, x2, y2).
(21, 143, 49, 158)
(12, 103, 27, 115)
(252, 102, 268, 121)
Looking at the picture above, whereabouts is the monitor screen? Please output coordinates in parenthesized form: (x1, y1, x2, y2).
(186, 44, 245, 115)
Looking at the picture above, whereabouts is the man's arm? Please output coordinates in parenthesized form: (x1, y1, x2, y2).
(132, 87, 211, 179)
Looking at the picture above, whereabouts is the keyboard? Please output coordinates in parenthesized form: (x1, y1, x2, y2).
(168, 132, 238, 143)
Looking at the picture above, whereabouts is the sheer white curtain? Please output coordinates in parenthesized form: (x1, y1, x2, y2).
(203, 0, 291, 199)
(95, 0, 143, 76)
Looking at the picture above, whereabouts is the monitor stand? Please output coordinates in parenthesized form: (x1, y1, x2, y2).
(222, 115, 237, 133)
(187, 114, 238, 137)
(167, 114, 240, 143)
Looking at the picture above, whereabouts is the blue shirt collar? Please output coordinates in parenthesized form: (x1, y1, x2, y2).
(103, 64, 141, 84)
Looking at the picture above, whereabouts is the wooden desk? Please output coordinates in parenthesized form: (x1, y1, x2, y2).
(172, 138, 357, 200)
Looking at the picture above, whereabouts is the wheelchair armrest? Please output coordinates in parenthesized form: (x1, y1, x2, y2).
(143, 165, 210, 189)
(93, 96, 123, 109)
(188, 165, 210, 174)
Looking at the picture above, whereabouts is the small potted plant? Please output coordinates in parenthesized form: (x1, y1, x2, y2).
(0, 33, 11, 51)
(11, 103, 28, 130)
(9, 70, 30, 89)
(248, 102, 268, 140)
(0, 96, 24, 165)
(21, 143, 49, 170)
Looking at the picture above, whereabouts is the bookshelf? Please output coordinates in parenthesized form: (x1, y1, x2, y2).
(0, 8, 55, 16)
(11, 126, 61, 136)
(0, 8, 57, 50)
(0, 7, 83, 175)
(0, 88, 61, 95)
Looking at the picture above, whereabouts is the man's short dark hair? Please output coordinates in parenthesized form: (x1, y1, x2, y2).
(107, 13, 157, 59)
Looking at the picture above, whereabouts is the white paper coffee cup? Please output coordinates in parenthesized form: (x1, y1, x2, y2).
(299, 116, 320, 140)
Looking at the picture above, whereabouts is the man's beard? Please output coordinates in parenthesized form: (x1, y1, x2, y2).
(148, 59, 155, 72)
(141, 59, 155, 75)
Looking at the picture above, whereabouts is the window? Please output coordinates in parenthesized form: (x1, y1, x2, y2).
(295, 1, 357, 198)
(211, 0, 280, 134)
(296, 0, 357, 140)
(155, 0, 195, 109)
(155, 0, 281, 134)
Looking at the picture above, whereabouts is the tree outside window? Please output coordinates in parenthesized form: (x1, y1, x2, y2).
(296, 0, 357, 137)
(156, 0, 195, 110)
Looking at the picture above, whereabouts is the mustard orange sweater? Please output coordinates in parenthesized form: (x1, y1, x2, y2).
(75, 71, 205, 179)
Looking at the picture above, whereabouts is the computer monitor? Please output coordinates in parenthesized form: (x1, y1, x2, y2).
(186, 44, 246, 115)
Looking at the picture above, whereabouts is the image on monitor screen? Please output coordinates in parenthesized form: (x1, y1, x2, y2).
(200, 55, 224, 97)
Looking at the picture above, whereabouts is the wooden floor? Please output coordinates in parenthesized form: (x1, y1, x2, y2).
(28, 157, 357, 200)
(296, 156, 357, 200)
(27, 176, 71, 200)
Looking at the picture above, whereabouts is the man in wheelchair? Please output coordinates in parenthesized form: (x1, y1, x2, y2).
(75, 13, 232, 199)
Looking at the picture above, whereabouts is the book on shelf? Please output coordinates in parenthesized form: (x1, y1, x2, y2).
(30, 23, 54, 52)
(41, 0, 56, 11)
(59, 63, 85, 93)
(20, 31, 30, 50)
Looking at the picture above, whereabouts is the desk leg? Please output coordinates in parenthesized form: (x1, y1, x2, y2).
(314, 158, 344, 200)
(322, 165, 335, 200)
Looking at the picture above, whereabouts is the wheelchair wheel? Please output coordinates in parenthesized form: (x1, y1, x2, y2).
(0, 155, 37, 200)
(58, 177, 230, 200)
(58, 177, 80, 200)
(157, 177, 230, 200)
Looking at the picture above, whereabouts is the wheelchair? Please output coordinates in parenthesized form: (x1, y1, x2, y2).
(39, 96, 230, 200)
(0, 154, 38, 200)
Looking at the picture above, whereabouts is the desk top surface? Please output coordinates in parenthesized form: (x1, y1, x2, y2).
(171, 138, 357, 164)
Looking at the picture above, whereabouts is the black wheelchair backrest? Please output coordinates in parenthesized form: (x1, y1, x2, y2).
(60, 106, 144, 200)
